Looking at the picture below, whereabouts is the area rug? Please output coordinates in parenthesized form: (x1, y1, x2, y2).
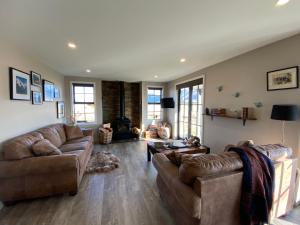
(86, 151, 120, 173)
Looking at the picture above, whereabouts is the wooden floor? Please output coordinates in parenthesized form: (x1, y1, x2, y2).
(0, 141, 299, 225)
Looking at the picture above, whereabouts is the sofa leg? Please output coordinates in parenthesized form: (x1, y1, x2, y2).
(69, 191, 78, 196)
(3, 201, 16, 206)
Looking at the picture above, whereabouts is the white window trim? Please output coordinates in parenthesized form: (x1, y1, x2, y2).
(146, 85, 164, 121)
(175, 74, 206, 143)
(70, 81, 97, 125)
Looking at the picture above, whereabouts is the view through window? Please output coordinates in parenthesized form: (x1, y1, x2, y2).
(147, 87, 162, 120)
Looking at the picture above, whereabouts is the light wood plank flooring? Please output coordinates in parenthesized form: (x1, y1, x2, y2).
(0, 141, 299, 225)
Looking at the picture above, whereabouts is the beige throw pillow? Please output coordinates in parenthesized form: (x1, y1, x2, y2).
(32, 139, 62, 156)
(64, 125, 84, 141)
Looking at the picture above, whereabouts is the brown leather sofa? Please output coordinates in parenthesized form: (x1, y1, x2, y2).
(0, 124, 93, 205)
(153, 145, 298, 225)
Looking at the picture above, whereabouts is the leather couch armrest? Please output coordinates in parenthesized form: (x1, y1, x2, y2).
(195, 171, 243, 225)
(0, 154, 79, 178)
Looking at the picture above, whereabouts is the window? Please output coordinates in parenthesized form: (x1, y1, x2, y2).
(177, 78, 204, 140)
(147, 87, 162, 120)
(72, 83, 96, 123)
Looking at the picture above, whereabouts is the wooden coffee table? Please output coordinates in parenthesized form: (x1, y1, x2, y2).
(147, 141, 210, 161)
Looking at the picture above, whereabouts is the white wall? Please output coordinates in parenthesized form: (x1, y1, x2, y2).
(167, 34, 300, 163)
(0, 41, 65, 146)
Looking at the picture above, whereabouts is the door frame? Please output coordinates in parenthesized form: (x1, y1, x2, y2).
(175, 74, 205, 142)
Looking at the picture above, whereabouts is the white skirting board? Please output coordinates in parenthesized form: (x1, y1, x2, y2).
(295, 168, 300, 206)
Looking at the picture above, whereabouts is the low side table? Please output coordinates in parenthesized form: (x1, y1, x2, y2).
(147, 141, 210, 162)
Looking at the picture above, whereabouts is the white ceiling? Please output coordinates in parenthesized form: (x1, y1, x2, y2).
(1, 0, 300, 82)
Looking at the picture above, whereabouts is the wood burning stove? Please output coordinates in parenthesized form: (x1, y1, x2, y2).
(112, 82, 132, 140)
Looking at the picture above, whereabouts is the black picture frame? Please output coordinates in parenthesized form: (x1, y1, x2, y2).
(32, 91, 43, 105)
(30, 71, 42, 87)
(43, 79, 54, 102)
(57, 101, 65, 118)
(9, 67, 31, 101)
(267, 66, 299, 91)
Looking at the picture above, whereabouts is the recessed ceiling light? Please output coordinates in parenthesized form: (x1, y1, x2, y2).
(68, 42, 77, 49)
(180, 58, 186, 63)
(154, 75, 158, 78)
(276, 0, 290, 6)
(86, 69, 91, 73)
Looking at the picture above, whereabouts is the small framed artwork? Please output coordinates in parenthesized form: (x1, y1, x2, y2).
(32, 91, 43, 105)
(9, 67, 31, 101)
(267, 66, 299, 91)
(30, 71, 42, 87)
(57, 101, 65, 118)
(43, 79, 54, 102)
(54, 86, 61, 99)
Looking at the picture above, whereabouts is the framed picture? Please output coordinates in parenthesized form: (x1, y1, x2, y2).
(43, 79, 54, 102)
(57, 101, 65, 118)
(30, 71, 42, 87)
(9, 67, 31, 101)
(32, 91, 43, 105)
(267, 66, 299, 91)
(54, 86, 61, 99)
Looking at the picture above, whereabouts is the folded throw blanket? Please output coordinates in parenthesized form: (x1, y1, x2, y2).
(229, 146, 274, 225)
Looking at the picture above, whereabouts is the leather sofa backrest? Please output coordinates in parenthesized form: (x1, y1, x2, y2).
(179, 152, 243, 185)
(2, 132, 44, 160)
(254, 144, 293, 161)
(37, 124, 66, 148)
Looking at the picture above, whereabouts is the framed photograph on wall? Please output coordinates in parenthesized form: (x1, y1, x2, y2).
(43, 79, 54, 102)
(9, 67, 31, 101)
(32, 91, 43, 105)
(30, 71, 42, 87)
(57, 101, 65, 118)
(54, 86, 61, 99)
(267, 66, 299, 91)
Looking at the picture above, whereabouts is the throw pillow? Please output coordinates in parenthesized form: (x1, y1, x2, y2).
(64, 125, 84, 141)
(165, 151, 183, 166)
(32, 139, 62, 156)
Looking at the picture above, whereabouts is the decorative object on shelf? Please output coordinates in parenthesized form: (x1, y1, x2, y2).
(30, 71, 42, 87)
(254, 102, 263, 108)
(9, 67, 31, 101)
(211, 108, 226, 116)
(217, 85, 223, 92)
(233, 92, 240, 98)
(54, 86, 60, 99)
(161, 98, 175, 108)
(32, 91, 42, 105)
(267, 66, 299, 91)
(205, 107, 210, 115)
(271, 104, 299, 144)
(43, 79, 54, 102)
(56, 101, 65, 118)
(206, 107, 256, 126)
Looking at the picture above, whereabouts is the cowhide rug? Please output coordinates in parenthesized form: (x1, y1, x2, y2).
(86, 151, 120, 173)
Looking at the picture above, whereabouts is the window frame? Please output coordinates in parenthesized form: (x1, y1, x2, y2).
(71, 82, 97, 125)
(176, 77, 205, 142)
(147, 87, 163, 120)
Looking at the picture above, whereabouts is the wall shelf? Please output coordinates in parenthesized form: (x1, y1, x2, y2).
(205, 114, 257, 126)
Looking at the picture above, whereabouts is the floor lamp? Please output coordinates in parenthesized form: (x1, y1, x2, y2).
(271, 105, 299, 145)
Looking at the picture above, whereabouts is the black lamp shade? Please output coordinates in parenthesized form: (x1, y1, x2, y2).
(161, 98, 175, 108)
(271, 105, 299, 121)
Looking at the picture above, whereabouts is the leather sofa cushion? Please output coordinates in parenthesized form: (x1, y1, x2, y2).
(2, 132, 43, 160)
(66, 136, 93, 144)
(52, 124, 67, 144)
(179, 152, 243, 185)
(60, 142, 90, 153)
(38, 126, 64, 148)
(64, 125, 84, 141)
(254, 144, 292, 161)
(32, 139, 62, 156)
